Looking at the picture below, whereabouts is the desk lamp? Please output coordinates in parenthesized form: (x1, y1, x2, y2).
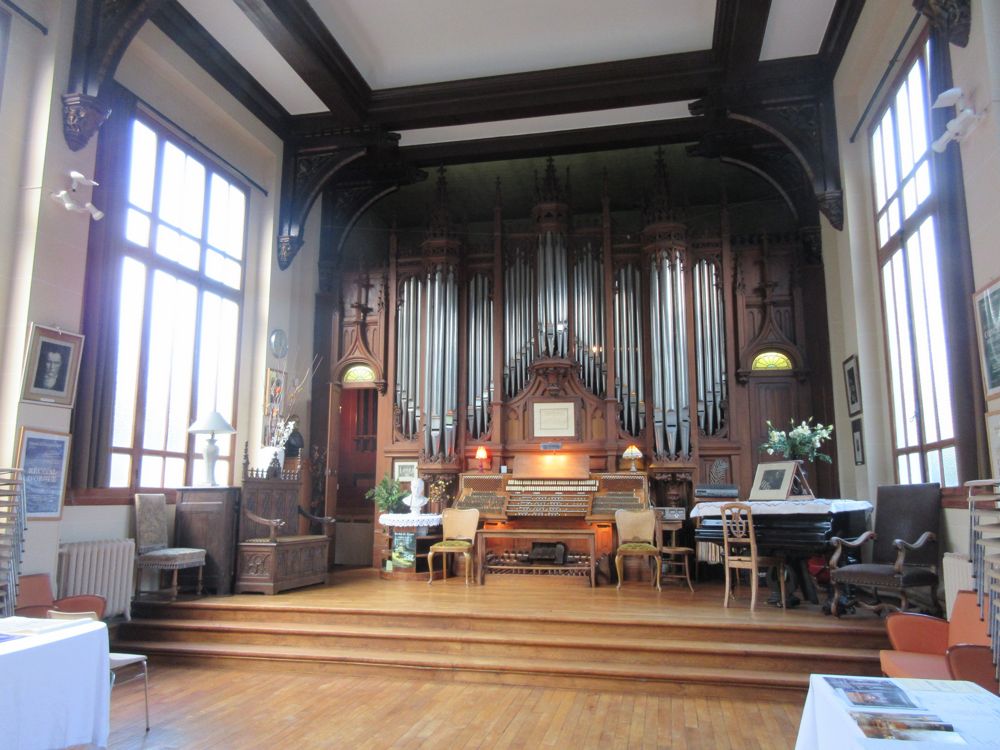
(188, 411, 236, 486)
(622, 444, 642, 472)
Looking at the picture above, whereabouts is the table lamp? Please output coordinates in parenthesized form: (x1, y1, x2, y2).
(475, 445, 488, 472)
(188, 411, 236, 486)
(622, 444, 642, 472)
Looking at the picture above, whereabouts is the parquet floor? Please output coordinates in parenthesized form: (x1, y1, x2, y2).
(107, 662, 804, 749)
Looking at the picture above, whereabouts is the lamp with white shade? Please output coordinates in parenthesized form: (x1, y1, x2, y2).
(622, 444, 642, 472)
(188, 411, 236, 486)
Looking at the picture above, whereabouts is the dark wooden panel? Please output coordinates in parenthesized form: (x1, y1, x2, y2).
(175, 486, 240, 595)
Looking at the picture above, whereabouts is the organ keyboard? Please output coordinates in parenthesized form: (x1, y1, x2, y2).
(455, 472, 648, 521)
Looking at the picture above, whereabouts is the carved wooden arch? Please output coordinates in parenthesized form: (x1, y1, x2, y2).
(62, 0, 171, 150)
(690, 92, 843, 231)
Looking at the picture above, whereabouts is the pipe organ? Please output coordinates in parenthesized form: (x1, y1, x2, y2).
(320, 150, 836, 540)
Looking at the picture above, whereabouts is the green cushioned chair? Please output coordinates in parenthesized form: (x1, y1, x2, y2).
(615, 509, 661, 591)
(428, 507, 480, 585)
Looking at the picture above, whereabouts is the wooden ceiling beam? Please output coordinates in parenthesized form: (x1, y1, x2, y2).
(233, 0, 369, 125)
(713, 0, 773, 77)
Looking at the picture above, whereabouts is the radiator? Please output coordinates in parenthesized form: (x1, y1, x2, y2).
(57, 539, 135, 621)
(942, 552, 974, 619)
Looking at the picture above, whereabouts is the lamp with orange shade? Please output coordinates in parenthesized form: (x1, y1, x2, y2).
(622, 444, 642, 472)
(474, 445, 488, 472)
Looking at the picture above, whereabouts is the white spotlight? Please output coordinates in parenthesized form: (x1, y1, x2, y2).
(84, 202, 105, 221)
(69, 170, 99, 190)
(50, 190, 77, 210)
(932, 87, 964, 109)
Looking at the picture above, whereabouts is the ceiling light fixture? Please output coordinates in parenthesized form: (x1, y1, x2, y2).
(50, 170, 104, 220)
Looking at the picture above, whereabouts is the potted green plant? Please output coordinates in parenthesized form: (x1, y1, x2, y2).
(365, 473, 407, 514)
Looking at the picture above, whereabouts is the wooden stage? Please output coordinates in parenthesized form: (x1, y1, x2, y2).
(117, 567, 888, 703)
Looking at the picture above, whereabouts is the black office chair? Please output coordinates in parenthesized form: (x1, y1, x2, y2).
(829, 483, 941, 617)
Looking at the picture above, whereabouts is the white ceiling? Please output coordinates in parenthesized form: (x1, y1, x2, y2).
(175, 0, 840, 137)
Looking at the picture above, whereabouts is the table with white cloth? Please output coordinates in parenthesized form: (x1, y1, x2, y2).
(0, 616, 111, 750)
(796, 673, 1000, 749)
(691, 499, 873, 606)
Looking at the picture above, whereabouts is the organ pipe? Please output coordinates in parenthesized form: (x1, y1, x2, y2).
(467, 273, 493, 438)
(573, 242, 605, 397)
(504, 248, 535, 397)
(537, 230, 568, 358)
(614, 263, 644, 436)
(394, 276, 422, 438)
(422, 264, 458, 459)
(693, 258, 728, 436)
(650, 248, 690, 458)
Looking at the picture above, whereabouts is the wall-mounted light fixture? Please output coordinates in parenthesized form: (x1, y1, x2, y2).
(931, 87, 984, 153)
(49, 170, 104, 220)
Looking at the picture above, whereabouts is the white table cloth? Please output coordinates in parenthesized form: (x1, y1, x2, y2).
(0, 617, 111, 749)
(690, 498, 872, 518)
(378, 512, 442, 528)
(796, 674, 1000, 749)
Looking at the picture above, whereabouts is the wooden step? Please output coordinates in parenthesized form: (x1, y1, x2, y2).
(116, 616, 880, 676)
(118, 638, 817, 699)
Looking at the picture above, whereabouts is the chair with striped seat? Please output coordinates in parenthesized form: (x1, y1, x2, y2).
(615, 509, 661, 591)
(135, 493, 206, 600)
(428, 508, 479, 585)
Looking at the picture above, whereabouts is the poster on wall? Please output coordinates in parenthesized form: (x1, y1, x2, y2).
(16, 428, 71, 519)
(987, 409, 1000, 480)
(974, 277, 1000, 399)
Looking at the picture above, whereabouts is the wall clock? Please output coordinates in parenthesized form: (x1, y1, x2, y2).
(268, 328, 288, 358)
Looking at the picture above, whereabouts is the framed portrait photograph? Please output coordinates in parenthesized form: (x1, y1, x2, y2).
(851, 418, 865, 466)
(748, 461, 798, 501)
(20, 324, 84, 408)
(843, 354, 863, 417)
(986, 409, 1000, 480)
(16, 428, 71, 519)
(973, 277, 1000, 399)
(393, 459, 418, 486)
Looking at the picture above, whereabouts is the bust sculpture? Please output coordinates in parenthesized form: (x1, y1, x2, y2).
(402, 477, 429, 515)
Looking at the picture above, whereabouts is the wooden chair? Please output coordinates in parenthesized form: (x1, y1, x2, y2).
(135, 493, 206, 600)
(721, 503, 786, 610)
(47, 608, 151, 731)
(614, 509, 661, 591)
(428, 508, 479, 585)
(830, 483, 940, 616)
(659, 517, 694, 592)
(236, 451, 335, 594)
(13, 572, 106, 618)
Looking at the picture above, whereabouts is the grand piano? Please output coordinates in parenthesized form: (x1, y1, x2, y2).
(691, 498, 873, 606)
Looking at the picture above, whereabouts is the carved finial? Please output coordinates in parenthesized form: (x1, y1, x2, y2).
(535, 157, 565, 203)
(427, 166, 453, 239)
(643, 147, 680, 225)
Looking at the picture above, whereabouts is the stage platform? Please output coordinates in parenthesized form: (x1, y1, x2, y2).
(116, 567, 888, 700)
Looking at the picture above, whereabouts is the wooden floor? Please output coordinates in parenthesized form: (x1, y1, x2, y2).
(107, 661, 805, 749)
(106, 567, 888, 748)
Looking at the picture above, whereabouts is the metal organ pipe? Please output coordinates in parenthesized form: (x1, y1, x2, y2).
(649, 249, 692, 458)
(419, 264, 459, 459)
(467, 273, 492, 438)
(693, 258, 727, 436)
(613, 264, 643, 437)
(394, 276, 423, 439)
(504, 250, 534, 397)
(572, 244, 604, 397)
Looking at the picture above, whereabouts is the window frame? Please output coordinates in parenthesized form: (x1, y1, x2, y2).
(109, 107, 248, 491)
(867, 34, 959, 487)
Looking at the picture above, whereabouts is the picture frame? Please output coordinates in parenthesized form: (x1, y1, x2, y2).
(973, 277, 1000, 400)
(748, 461, 798, 501)
(851, 418, 865, 466)
(532, 401, 576, 438)
(986, 409, 1000, 480)
(262, 367, 285, 445)
(393, 459, 418, 486)
(843, 354, 863, 417)
(20, 324, 84, 408)
(16, 428, 71, 519)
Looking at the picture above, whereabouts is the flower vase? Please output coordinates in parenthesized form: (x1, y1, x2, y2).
(791, 460, 808, 496)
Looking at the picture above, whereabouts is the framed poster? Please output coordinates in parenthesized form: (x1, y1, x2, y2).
(393, 459, 418, 486)
(987, 409, 1000, 480)
(16, 428, 71, 519)
(20, 324, 84, 408)
(973, 277, 1000, 399)
(748, 461, 798, 500)
(532, 401, 576, 438)
(843, 354, 863, 417)
(262, 367, 285, 445)
(851, 418, 865, 466)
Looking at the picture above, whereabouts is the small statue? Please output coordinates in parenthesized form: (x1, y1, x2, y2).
(402, 477, 429, 516)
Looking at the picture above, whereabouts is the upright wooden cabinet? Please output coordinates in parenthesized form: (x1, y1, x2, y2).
(175, 486, 240, 595)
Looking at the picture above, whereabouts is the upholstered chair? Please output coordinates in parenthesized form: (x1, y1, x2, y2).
(614, 509, 661, 591)
(428, 508, 480, 584)
(134, 493, 206, 600)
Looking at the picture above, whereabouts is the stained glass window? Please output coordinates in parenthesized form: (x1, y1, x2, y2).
(751, 351, 793, 370)
(344, 365, 375, 383)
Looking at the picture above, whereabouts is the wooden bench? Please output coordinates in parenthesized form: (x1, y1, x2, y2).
(234, 449, 335, 595)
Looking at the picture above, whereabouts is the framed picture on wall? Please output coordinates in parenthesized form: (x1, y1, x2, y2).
(851, 418, 865, 466)
(16, 428, 71, 519)
(20, 324, 84, 408)
(843, 355, 863, 417)
(262, 367, 285, 446)
(986, 409, 1000, 480)
(748, 461, 798, 501)
(393, 459, 418, 486)
(973, 277, 1000, 399)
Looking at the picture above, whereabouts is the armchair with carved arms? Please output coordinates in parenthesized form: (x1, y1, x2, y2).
(235, 445, 336, 595)
(830, 483, 941, 617)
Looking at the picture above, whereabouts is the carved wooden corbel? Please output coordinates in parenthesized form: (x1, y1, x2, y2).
(913, 0, 971, 47)
(62, 0, 169, 150)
